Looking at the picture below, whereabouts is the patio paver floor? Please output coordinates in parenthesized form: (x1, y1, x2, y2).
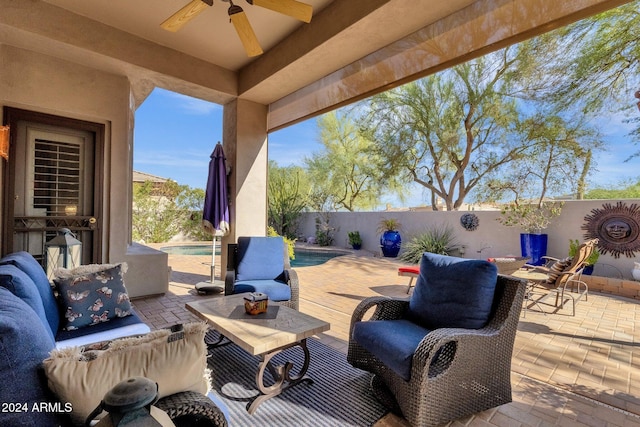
(133, 248, 640, 426)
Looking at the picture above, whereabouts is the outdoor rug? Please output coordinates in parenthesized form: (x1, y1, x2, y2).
(205, 331, 388, 427)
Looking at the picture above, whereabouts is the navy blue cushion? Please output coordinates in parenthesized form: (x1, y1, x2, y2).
(353, 319, 430, 381)
(0, 288, 59, 427)
(55, 310, 145, 342)
(233, 280, 292, 301)
(0, 264, 55, 344)
(408, 253, 498, 330)
(236, 237, 285, 281)
(0, 251, 60, 335)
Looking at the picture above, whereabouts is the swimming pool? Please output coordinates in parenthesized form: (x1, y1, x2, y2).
(159, 244, 346, 267)
(160, 245, 220, 256)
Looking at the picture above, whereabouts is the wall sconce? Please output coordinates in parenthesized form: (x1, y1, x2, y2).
(45, 228, 82, 280)
(64, 205, 78, 216)
(0, 125, 9, 160)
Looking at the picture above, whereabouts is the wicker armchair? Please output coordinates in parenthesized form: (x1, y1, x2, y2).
(347, 255, 526, 426)
(225, 236, 299, 310)
(156, 391, 228, 427)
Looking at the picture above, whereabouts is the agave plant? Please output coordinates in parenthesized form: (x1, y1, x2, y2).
(400, 225, 459, 264)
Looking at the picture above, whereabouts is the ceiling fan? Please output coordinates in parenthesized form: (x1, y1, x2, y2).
(161, 0, 313, 57)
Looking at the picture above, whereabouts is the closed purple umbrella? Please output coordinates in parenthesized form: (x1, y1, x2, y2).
(200, 142, 229, 290)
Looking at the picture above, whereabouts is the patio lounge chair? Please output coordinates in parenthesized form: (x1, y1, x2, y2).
(225, 236, 299, 310)
(525, 238, 598, 316)
(348, 253, 526, 426)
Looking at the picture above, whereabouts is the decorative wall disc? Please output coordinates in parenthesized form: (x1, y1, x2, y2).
(582, 202, 640, 258)
(460, 213, 479, 231)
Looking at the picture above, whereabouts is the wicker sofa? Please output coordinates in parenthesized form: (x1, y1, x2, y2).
(347, 253, 526, 426)
(0, 251, 151, 349)
(0, 251, 228, 426)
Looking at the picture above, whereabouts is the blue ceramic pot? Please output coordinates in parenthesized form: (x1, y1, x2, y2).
(520, 233, 548, 266)
(380, 231, 401, 257)
(582, 265, 594, 275)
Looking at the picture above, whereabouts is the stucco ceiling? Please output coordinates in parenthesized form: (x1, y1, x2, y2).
(1, 0, 630, 129)
(41, 0, 336, 71)
(31, 0, 478, 103)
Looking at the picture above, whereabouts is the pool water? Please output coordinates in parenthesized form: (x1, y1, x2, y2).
(290, 250, 346, 267)
(160, 245, 346, 267)
(160, 245, 220, 256)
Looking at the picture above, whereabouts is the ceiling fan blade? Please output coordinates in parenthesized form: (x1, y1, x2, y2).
(161, 0, 213, 32)
(248, 0, 312, 23)
(228, 5, 263, 57)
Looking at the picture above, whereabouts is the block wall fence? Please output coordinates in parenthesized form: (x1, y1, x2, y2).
(297, 199, 640, 293)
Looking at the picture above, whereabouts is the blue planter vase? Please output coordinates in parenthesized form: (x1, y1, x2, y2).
(380, 231, 401, 257)
(520, 233, 548, 266)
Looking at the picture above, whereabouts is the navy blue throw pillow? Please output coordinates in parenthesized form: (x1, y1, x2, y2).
(53, 263, 132, 331)
(408, 253, 498, 330)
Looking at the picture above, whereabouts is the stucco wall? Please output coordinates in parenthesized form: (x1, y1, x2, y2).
(297, 199, 640, 280)
(0, 45, 167, 297)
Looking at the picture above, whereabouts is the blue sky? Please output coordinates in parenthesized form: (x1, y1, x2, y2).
(133, 87, 640, 207)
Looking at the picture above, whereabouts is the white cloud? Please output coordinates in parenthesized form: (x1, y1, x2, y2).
(159, 90, 221, 115)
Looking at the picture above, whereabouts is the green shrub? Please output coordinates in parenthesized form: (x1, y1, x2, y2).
(268, 226, 295, 260)
(568, 239, 599, 265)
(314, 214, 336, 247)
(347, 231, 362, 246)
(400, 225, 459, 264)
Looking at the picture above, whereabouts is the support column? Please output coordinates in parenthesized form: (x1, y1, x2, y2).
(222, 98, 269, 271)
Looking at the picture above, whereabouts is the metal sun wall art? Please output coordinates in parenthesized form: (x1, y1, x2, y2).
(460, 213, 479, 231)
(582, 201, 640, 258)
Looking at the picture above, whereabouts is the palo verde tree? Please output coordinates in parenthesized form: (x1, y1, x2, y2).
(476, 113, 602, 204)
(360, 35, 603, 210)
(267, 161, 310, 239)
(531, 2, 640, 155)
(359, 48, 539, 211)
(305, 110, 402, 211)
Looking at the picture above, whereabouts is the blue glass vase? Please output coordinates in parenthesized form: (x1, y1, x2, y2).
(380, 231, 401, 257)
(520, 233, 548, 266)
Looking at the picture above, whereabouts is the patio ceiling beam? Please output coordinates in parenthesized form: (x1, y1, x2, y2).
(238, 0, 478, 105)
(267, 0, 633, 132)
(236, 0, 392, 103)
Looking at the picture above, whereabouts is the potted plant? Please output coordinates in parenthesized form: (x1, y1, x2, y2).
(347, 231, 362, 250)
(497, 201, 563, 266)
(377, 218, 402, 257)
(569, 239, 600, 275)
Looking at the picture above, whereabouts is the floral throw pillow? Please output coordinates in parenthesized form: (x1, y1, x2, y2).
(53, 263, 132, 331)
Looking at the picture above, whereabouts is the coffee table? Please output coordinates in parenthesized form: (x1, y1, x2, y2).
(186, 293, 330, 414)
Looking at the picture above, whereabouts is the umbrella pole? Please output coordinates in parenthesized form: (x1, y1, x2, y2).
(210, 236, 217, 283)
(196, 235, 223, 294)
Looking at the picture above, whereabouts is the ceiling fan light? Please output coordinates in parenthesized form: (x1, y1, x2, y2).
(228, 5, 263, 57)
(247, 0, 312, 23)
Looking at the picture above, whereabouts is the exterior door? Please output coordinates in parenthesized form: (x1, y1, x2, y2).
(3, 107, 104, 266)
